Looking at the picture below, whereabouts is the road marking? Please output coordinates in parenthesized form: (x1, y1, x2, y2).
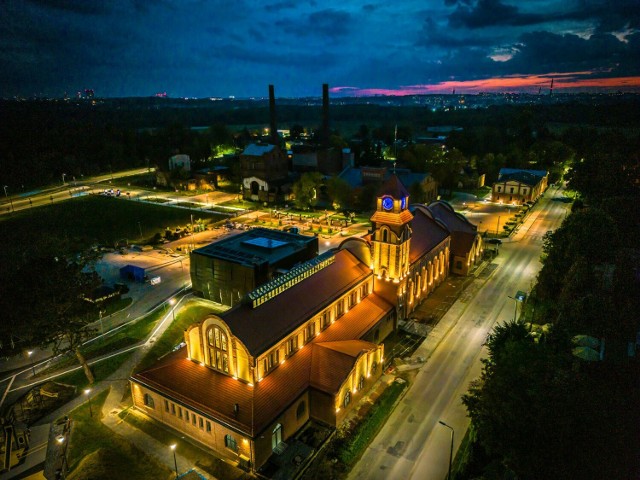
(0, 375, 15, 409)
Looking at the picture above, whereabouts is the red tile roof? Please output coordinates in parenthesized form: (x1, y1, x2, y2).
(311, 341, 376, 394)
(425, 201, 479, 258)
(222, 248, 371, 357)
(370, 209, 414, 226)
(426, 201, 477, 234)
(409, 208, 450, 263)
(377, 174, 410, 198)
(132, 293, 393, 437)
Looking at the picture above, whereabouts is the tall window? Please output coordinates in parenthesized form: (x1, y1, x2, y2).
(144, 394, 154, 408)
(225, 434, 238, 452)
(263, 349, 279, 374)
(361, 282, 369, 298)
(343, 390, 351, 408)
(348, 291, 357, 309)
(208, 327, 229, 373)
(321, 311, 330, 330)
(286, 335, 298, 356)
(296, 401, 306, 420)
(304, 322, 316, 343)
(336, 300, 344, 318)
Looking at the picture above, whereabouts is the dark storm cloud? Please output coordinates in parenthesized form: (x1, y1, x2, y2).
(448, 0, 545, 28)
(25, 0, 111, 15)
(275, 8, 351, 37)
(418, 18, 501, 47)
(507, 31, 640, 76)
(2, 0, 638, 97)
(445, 0, 640, 33)
(264, 1, 298, 12)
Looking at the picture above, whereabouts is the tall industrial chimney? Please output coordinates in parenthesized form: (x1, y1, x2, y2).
(269, 84, 278, 146)
(322, 83, 330, 147)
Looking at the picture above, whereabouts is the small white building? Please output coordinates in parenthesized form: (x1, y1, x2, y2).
(491, 168, 548, 205)
(169, 154, 191, 173)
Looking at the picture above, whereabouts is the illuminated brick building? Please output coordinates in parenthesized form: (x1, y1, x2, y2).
(130, 175, 452, 472)
(491, 168, 548, 205)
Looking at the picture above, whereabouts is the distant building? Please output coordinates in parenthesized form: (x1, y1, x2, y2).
(130, 175, 451, 473)
(169, 154, 191, 173)
(190, 228, 318, 307)
(291, 144, 342, 174)
(240, 144, 290, 203)
(491, 168, 548, 205)
(339, 166, 438, 204)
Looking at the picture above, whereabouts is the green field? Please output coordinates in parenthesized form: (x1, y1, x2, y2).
(0, 195, 226, 269)
(65, 389, 172, 480)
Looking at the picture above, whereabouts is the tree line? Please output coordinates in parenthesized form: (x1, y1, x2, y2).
(459, 135, 640, 479)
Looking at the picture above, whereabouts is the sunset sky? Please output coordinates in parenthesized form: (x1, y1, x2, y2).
(2, 0, 639, 98)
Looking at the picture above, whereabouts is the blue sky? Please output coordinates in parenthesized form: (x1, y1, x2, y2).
(2, 0, 639, 97)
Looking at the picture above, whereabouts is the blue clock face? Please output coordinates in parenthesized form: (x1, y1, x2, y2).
(401, 197, 406, 209)
(382, 197, 393, 211)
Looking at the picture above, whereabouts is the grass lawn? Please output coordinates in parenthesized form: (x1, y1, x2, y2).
(339, 380, 407, 466)
(101, 297, 133, 317)
(135, 300, 228, 373)
(40, 305, 168, 386)
(55, 351, 134, 391)
(0, 195, 226, 269)
(119, 409, 245, 480)
(65, 389, 172, 480)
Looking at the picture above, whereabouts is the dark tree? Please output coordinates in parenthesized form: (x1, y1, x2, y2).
(2, 257, 102, 383)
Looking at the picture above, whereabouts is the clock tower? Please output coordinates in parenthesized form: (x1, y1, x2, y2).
(370, 175, 413, 282)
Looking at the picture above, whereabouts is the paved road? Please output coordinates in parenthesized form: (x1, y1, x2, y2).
(0, 168, 152, 215)
(349, 186, 570, 480)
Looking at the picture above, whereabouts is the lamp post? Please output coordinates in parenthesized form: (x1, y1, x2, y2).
(508, 291, 527, 322)
(170, 444, 179, 478)
(62, 173, 67, 185)
(27, 350, 36, 377)
(438, 420, 454, 480)
(169, 298, 176, 322)
(84, 388, 93, 417)
(56, 435, 68, 474)
(3, 185, 13, 212)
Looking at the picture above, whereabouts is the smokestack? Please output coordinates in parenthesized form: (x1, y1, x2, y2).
(322, 83, 330, 147)
(269, 84, 278, 146)
(549, 78, 554, 96)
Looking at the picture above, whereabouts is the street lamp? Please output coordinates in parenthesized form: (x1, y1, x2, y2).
(56, 435, 68, 472)
(508, 291, 527, 322)
(27, 350, 36, 377)
(62, 173, 67, 184)
(84, 388, 93, 417)
(170, 444, 179, 478)
(438, 420, 454, 480)
(169, 298, 177, 322)
(3, 185, 13, 212)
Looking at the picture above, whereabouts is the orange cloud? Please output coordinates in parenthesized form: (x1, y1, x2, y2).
(332, 73, 640, 96)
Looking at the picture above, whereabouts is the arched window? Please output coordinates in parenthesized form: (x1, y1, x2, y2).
(371, 360, 378, 375)
(225, 434, 238, 452)
(208, 327, 229, 373)
(296, 401, 306, 420)
(143, 393, 154, 408)
(359, 375, 365, 391)
(343, 390, 351, 408)
(382, 229, 388, 243)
